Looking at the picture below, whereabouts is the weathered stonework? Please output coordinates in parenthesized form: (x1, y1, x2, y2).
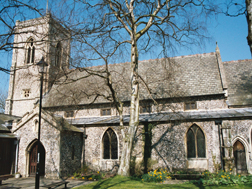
(60, 131, 83, 176)
(84, 126, 122, 171)
(13, 114, 61, 178)
(4, 15, 252, 178)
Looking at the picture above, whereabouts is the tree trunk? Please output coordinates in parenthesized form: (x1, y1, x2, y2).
(118, 30, 139, 176)
(246, 0, 252, 55)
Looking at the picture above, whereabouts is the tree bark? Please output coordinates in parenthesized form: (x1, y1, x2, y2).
(118, 22, 139, 176)
(246, 0, 252, 55)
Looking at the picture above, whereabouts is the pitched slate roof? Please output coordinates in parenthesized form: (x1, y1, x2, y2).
(54, 115, 83, 132)
(0, 113, 20, 125)
(224, 59, 252, 106)
(0, 113, 20, 133)
(67, 108, 252, 125)
(12, 107, 83, 133)
(43, 52, 224, 107)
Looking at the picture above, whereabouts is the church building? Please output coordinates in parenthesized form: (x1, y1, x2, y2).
(2, 14, 252, 178)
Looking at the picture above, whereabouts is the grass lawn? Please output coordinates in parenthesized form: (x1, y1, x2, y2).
(75, 176, 252, 189)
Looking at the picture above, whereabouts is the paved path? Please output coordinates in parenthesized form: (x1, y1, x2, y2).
(0, 177, 92, 189)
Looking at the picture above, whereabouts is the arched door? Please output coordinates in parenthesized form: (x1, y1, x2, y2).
(233, 140, 247, 174)
(29, 141, 45, 176)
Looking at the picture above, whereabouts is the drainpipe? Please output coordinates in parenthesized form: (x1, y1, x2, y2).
(81, 125, 87, 168)
(14, 136, 20, 173)
(216, 120, 224, 170)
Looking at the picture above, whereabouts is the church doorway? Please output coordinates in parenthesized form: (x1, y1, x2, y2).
(233, 140, 247, 174)
(29, 141, 45, 176)
(0, 138, 15, 175)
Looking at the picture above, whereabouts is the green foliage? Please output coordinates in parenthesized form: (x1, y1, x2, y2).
(193, 170, 252, 186)
(167, 169, 203, 180)
(212, 154, 221, 172)
(143, 123, 155, 174)
(75, 175, 252, 189)
(71, 165, 102, 181)
(141, 169, 171, 183)
(130, 157, 157, 177)
(73, 172, 82, 179)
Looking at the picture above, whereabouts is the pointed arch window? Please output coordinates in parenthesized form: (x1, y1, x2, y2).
(55, 42, 62, 67)
(187, 124, 206, 158)
(34, 120, 38, 133)
(102, 128, 118, 159)
(26, 38, 35, 64)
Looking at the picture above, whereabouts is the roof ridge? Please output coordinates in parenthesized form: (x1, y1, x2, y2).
(223, 59, 252, 63)
(139, 52, 216, 62)
(77, 52, 217, 70)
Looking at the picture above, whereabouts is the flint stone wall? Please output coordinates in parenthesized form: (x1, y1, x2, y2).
(223, 119, 252, 174)
(151, 121, 219, 172)
(84, 126, 123, 171)
(60, 131, 83, 176)
(14, 116, 61, 178)
(81, 118, 252, 174)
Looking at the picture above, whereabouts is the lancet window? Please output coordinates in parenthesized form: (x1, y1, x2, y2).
(187, 124, 206, 158)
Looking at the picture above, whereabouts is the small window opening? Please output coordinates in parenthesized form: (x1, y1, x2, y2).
(101, 109, 111, 116)
(72, 146, 75, 160)
(65, 111, 74, 118)
(34, 120, 38, 132)
(23, 89, 31, 97)
(185, 102, 197, 110)
(140, 105, 151, 113)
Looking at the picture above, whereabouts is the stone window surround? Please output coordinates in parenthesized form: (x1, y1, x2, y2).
(184, 101, 197, 110)
(26, 37, 35, 64)
(23, 89, 31, 98)
(140, 105, 151, 113)
(64, 110, 75, 118)
(186, 124, 206, 159)
(55, 42, 62, 67)
(101, 128, 119, 160)
(71, 145, 75, 160)
(101, 108, 111, 116)
(34, 119, 38, 133)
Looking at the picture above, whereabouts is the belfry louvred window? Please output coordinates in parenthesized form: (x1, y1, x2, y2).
(26, 38, 35, 64)
(103, 128, 118, 159)
(187, 124, 206, 158)
(55, 42, 62, 67)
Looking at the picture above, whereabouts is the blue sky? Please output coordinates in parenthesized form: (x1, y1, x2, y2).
(170, 13, 251, 61)
(0, 6, 251, 96)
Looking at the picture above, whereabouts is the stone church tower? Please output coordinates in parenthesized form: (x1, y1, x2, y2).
(5, 14, 71, 117)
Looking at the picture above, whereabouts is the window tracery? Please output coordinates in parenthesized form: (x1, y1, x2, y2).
(187, 124, 205, 158)
(102, 128, 118, 159)
(26, 38, 35, 64)
(55, 42, 62, 67)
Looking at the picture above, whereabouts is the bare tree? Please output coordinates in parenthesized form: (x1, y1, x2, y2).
(2, 0, 218, 176)
(52, 0, 218, 176)
(223, 1, 251, 54)
(0, 0, 43, 73)
(0, 89, 7, 113)
(246, 0, 252, 54)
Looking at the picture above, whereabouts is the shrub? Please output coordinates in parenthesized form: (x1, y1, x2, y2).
(141, 169, 171, 183)
(72, 166, 102, 181)
(130, 157, 157, 177)
(194, 170, 252, 186)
